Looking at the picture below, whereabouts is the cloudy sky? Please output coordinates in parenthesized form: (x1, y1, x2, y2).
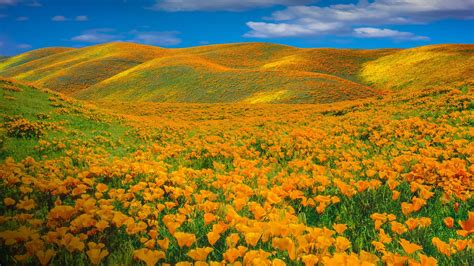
(1, 0, 473, 55)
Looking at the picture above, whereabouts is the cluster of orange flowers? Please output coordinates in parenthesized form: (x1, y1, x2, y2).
(1, 83, 473, 265)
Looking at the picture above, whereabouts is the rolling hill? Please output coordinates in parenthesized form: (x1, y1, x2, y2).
(361, 44, 474, 90)
(0, 42, 472, 103)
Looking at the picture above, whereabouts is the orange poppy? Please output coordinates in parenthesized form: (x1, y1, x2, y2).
(399, 239, 422, 254)
(245, 232, 262, 247)
(187, 247, 213, 261)
(36, 249, 56, 266)
(133, 248, 165, 266)
(174, 232, 196, 248)
(332, 223, 347, 235)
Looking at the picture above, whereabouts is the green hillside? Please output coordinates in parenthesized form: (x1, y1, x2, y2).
(0, 42, 472, 104)
(0, 42, 392, 103)
(361, 44, 474, 90)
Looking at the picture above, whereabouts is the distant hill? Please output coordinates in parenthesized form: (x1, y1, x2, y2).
(361, 44, 474, 90)
(0, 42, 471, 103)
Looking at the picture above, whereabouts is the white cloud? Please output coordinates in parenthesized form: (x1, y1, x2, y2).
(0, 0, 19, 5)
(152, 0, 313, 11)
(27, 0, 41, 7)
(0, 0, 41, 6)
(71, 28, 118, 43)
(52, 15, 88, 22)
(130, 30, 181, 46)
(244, 0, 474, 39)
(245, 21, 343, 38)
(75, 15, 88, 21)
(52, 15, 67, 21)
(354, 27, 429, 40)
(71, 29, 182, 46)
(16, 16, 28, 21)
(17, 43, 32, 49)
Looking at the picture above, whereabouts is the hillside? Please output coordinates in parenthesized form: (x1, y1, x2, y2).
(0, 43, 166, 94)
(77, 55, 377, 103)
(0, 42, 394, 103)
(1, 76, 473, 265)
(0, 47, 73, 72)
(361, 44, 474, 90)
(0, 43, 472, 104)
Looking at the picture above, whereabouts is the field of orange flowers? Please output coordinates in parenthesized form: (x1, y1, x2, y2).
(0, 78, 473, 265)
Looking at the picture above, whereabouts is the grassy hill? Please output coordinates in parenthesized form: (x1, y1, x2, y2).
(361, 44, 474, 90)
(0, 42, 472, 103)
(0, 48, 73, 72)
(0, 42, 393, 103)
(78, 53, 377, 103)
(0, 43, 166, 94)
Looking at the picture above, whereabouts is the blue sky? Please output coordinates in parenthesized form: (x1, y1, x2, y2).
(1, 0, 473, 55)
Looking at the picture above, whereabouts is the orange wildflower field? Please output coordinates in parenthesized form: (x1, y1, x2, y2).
(0, 76, 473, 265)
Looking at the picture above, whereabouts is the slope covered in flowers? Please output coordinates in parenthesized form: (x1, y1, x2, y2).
(1, 76, 473, 265)
(0, 43, 167, 95)
(0, 42, 395, 104)
(361, 44, 474, 90)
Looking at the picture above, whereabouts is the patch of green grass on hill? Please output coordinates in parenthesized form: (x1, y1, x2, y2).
(0, 79, 141, 161)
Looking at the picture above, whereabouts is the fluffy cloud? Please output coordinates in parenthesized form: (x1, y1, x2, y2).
(130, 31, 181, 46)
(354, 27, 429, 40)
(51, 15, 67, 21)
(0, 0, 19, 5)
(51, 15, 89, 22)
(244, 21, 343, 38)
(0, 0, 41, 6)
(152, 0, 313, 12)
(71, 29, 182, 46)
(75, 15, 88, 21)
(27, 0, 41, 7)
(17, 43, 32, 49)
(245, 0, 474, 39)
(71, 28, 118, 43)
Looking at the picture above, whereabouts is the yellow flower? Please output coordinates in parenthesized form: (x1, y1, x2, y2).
(399, 238, 422, 254)
(332, 223, 347, 235)
(86, 242, 109, 265)
(36, 249, 56, 266)
(133, 248, 165, 266)
(174, 232, 196, 247)
(223, 246, 247, 263)
(301, 254, 319, 266)
(3, 197, 16, 206)
(244, 232, 262, 247)
(271, 237, 296, 260)
(157, 237, 170, 250)
(335, 236, 351, 252)
(187, 247, 213, 261)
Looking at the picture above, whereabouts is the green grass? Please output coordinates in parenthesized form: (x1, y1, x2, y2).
(0, 80, 141, 161)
